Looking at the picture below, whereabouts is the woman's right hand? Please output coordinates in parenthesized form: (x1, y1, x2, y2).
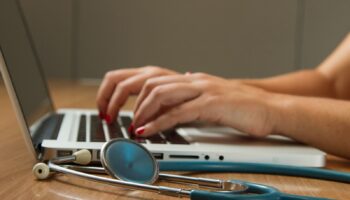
(96, 66, 178, 123)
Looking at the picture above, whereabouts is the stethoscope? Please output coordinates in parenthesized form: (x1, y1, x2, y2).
(32, 138, 350, 200)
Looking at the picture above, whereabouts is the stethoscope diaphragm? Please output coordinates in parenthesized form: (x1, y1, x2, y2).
(100, 138, 159, 184)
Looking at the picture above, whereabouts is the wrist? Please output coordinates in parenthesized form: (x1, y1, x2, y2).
(232, 78, 261, 86)
(265, 92, 296, 137)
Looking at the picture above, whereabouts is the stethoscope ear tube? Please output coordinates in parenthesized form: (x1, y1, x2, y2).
(190, 180, 281, 200)
(190, 181, 330, 200)
(159, 161, 350, 184)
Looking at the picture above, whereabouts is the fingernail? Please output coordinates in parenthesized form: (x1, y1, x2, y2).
(99, 111, 105, 119)
(105, 114, 112, 124)
(135, 126, 145, 135)
(185, 71, 192, 75)
(128, 123, 134, 134)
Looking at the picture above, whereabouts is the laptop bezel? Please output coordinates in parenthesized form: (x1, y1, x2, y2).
(0, 0, 59, 162)
(0, 49, 39, 161)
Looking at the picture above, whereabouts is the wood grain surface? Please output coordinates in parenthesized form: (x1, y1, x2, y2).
(0, 80, 349, 200)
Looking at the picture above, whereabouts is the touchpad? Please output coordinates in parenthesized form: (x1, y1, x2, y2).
(177, 124, 301, 146)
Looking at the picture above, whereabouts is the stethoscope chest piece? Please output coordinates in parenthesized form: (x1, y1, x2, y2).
(100, 138, 159, 184)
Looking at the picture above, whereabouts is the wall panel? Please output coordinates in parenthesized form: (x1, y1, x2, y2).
(76, 0, 298, 79)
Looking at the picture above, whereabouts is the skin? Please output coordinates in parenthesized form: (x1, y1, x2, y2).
(96, 33, 350, 159)
(96, 67, 177, 121)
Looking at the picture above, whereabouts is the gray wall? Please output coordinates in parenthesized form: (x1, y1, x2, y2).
(19, 0, 350, 80)
(300, 0, 350, 69)
(20, 0, 73, 78)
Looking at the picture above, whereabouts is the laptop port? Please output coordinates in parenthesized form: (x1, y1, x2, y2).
(57, 150, 72, 157)
(169, 155, 199, 159)
(152, 153, 164, 160)
(97, 150, 101, 160)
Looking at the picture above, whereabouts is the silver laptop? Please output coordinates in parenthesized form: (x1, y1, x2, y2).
(0, 0, 325, 167)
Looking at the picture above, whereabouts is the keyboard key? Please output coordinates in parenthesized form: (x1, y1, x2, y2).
(124, 127, 140, 141)
(32, 113, 64, 148)
(147, 134, 167, 144)
(108, 122, 124, 139)
(120, 116, 135, 138)
(119, 116, 159, 144)
(162, 129, 189, 144)
(90, 115, 106, 142)
(77, 115, 86, 141)
(134, 137, 146, 144)
(120, 116, 132, 128)
(119, 119, 146, 143)
(51, 114, 65, 140)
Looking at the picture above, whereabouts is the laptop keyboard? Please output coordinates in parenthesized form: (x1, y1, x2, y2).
(78, 114, 189, 145)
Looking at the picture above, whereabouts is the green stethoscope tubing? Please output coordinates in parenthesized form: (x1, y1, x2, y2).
(190, 180, 328, 200)
(159, 161, 350, 183)
(160, 162, 345, 199)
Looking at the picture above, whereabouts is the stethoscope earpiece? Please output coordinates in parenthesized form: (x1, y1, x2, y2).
(32, 149, 92, 180)
(33, 162, 50, 180)
(72, 149, 92, 165)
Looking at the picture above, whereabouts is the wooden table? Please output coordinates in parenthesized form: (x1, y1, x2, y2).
(1, 80, 350, 199)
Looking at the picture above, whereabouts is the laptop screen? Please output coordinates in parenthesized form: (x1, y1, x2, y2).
(0, 1, 54, 135)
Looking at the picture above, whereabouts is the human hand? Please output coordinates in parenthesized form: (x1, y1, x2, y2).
(132, 73, 280, 137)
(96, 66, 178, 123)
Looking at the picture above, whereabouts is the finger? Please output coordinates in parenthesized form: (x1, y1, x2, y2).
(135, 98, 203, 137)
(133, 83, 201, 128)
(96, 69, 138, 115)
(133, 75, 191, 113)
(105, 72, 152, 123)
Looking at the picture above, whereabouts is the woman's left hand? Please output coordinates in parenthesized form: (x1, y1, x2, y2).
(132, 72, 281, 138)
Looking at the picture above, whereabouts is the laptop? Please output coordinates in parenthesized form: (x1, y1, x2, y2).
(0, 0, 325, 167)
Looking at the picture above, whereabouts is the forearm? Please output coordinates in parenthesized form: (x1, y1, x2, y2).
(240, 70, 335, 97)
(271, 93, 350, 159)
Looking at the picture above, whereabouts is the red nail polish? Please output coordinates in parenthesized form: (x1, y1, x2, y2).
(105, 114, 112, 124)
(99, 111, 105, 119)
(135, 126, 145, 135)
(128, 123, 134, 133)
